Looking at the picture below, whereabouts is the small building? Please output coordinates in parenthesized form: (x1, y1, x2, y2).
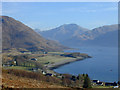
(93, 80, 100, 83)
(105, 82, 117, 86)
(53, 74, 56, 76)
(30, 58, 37, 61)
(2, 64, 10, 67)
(57, 75, 63, 79)
(113, 86, 119, 88)
(96, 82, 104, 86)
(20, 51, 31, 54)
(32, 52, 41, 54)
(45, 73, 52, 76)
(44, 52, 48, 54)
(41, 71, 46, 75)
(3, 60, 16, 67)
(32, 68, 38, 72)
(13, 61, 17, 64)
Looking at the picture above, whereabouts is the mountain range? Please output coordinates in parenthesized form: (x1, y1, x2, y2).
(1, 16, 67, 52)
(38, 24, 118, 47)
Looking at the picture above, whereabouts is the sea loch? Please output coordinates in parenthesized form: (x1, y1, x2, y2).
(54, 46, 118, 82)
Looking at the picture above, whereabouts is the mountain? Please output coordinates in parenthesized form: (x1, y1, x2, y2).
(88, 30, 118, 47)
(75, 24, 118, 40)
(1, 16, 67, 52)
(39, 24, 89, 42)
(39, 24, 118, 47)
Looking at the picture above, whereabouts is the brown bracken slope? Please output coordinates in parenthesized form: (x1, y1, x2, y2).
(1, 16, 68, 52)
(2, 73, 66, 88)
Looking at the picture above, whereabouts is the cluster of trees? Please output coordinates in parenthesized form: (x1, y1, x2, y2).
(60, 52, 91, 58)
(5, 55, 44, 69)
(61, 74, 91, 88)
(60, 52, 81, 58)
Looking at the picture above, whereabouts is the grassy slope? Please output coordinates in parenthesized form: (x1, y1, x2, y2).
(92, 86, 114, 88)
(4, 66, 33, 71)
(37, 55, 75, 65)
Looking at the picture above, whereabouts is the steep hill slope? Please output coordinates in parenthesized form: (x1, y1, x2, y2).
(1, 16, 67, 52)
(2, 70, 65, 88)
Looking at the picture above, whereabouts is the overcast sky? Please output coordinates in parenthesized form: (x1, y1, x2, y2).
(2, 2, 118, 31)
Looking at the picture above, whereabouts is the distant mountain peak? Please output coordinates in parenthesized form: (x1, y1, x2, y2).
(60, 23, 87, 30)
(62, 23, 79, 27)
(39, 23, 89, 42)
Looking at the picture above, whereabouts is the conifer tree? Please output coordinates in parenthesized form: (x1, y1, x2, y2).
(83, 74, 92, 88)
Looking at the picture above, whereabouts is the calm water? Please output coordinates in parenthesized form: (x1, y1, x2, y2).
(54, 46, 118, 82)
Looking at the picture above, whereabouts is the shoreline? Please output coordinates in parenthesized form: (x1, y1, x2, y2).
(46, 57, 88, 70)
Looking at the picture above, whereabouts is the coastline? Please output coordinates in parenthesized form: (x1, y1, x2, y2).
(47, 57, 88, 70)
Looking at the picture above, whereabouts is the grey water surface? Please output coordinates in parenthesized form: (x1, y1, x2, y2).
(54, 46, 118, 82)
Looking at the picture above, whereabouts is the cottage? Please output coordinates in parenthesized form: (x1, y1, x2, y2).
(113, 86, 119, 88)
(44, 52, 48, 54)
(13, 61, 17, 64)
(105, 82, 117, 86)
(32, 68, 38, 72)
(96, 82, 104, 86)
(3, 60, 15, 67)
(2, 64, 10, 67)
(53, 74, 56, 76)
(57, 75, 63, 78)
(93, 80, 100, 83)
(20, 51, 31, 54)
(30, 58, 37, 61)
(45, 73, 52, 76)
(41, 71, 46, 75)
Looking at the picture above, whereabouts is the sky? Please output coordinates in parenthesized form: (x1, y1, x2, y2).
(2, 2, 118, 31)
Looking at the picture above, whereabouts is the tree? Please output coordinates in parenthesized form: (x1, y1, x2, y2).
(118, 81, 120, 85)
(83, 74, 92, 88)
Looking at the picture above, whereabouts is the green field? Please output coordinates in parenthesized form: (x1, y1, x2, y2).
(48, 52, 64, 55)
(4, 66, 33, 71)
(92, 86, 114, 88)
(37, 55, 75, 65)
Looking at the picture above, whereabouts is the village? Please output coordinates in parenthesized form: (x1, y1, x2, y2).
(2, 48, 120, 88)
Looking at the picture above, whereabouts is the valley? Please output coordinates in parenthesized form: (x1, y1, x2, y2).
(1, 16, 119, 89)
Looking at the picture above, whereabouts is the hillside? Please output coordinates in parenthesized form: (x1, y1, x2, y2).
(2, 70, 65, 88)
(75, 24, 118, 40)
(39, 24, 118, 47)
(39, 24, 89, 42)
(1, 16, 67, 52)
